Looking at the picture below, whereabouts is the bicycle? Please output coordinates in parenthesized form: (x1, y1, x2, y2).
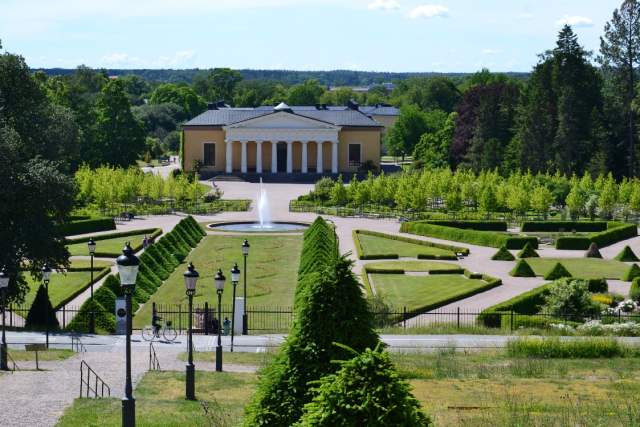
(142, 320, 177, 342)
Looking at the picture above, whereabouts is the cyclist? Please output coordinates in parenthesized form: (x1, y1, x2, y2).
(152, 309, 163, 338)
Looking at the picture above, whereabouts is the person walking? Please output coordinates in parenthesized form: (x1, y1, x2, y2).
(142, 236, 148, 250)
(223, 317, 230, 336)
(212, 317, 219, 335)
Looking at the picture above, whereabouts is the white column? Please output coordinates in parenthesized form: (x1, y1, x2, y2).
(286, 141, 293, 173)
(240, 141, 248, 173)
(301, 141, 309, 173)
(316, 141, 323, 173)
(256, 141, 263, 173)
(331, 141, 339, 173)
(271, 141, 278, 173)
(225, 140, 233, 173)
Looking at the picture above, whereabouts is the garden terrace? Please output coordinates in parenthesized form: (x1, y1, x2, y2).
(65, 228, 162, 257)
(526, 258, 629, 279)
(353, 229, 465, 260)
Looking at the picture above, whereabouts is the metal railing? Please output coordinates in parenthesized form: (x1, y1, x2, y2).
(5, 352, 19, 372)
(70, 330, 87, 353)
(80, 361, 110, 398)
(149, 343, 161, 371)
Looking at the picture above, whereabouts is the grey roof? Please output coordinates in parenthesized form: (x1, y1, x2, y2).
(364, 106, 401, 116)
(183, 108, 384, 127)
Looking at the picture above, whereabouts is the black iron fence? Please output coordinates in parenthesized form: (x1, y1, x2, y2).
(98, 200, 251, 219)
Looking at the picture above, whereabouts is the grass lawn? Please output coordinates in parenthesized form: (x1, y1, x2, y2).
(8, 349, 76, 361)
(364, 261, 459, 271)
(66, 233, 150, 257)
(357, 234, 456, 258)
(57, 350, 640, 426)
(133, 234, 303, 329)
(526, 258, 630, 279)
(177, 350, 277, 368)
(371, 274, 487, 310)
(23, 272, 92, 307)
(67, 259, 114, 270)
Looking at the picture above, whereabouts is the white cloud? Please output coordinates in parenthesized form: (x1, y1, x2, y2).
(346, 62, 362, 70)
(55, 57, 87, 65)
(407, 5, 449, 19)
(169, 50, 195, 66)
(301, 63, 317, 70)
(100, 53, 131, 64)
(505, 59, 520, 68)
(518, 13, 533, 19)
(367, 0, 400, 11)
(432, 61, 445, 66)
(271, 62, 284, 70)
(481, 49, 500, 55)
(555, 15, 593, 28)
(476, 61, 495, 67)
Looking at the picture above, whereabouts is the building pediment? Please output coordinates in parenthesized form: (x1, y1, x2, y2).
(223, 112, 342, 131)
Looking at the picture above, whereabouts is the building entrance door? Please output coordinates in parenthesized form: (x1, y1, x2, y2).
(277, 143, 287, 172)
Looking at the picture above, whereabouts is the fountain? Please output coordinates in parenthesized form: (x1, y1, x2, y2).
(207, 178, 309, 232)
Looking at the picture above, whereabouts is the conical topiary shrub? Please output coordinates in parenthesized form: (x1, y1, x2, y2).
(509, 259, 536, 277)
(93, 286, 117, 313)
(615, 246, 640, 262)
(543, 262, 572, 280)
(25, 284, 60, 329)
(66, 299, 115, 333)
(295, 343, 431, 427)
(584, 242, 603, 259)
(491, 246, 516, 261)
(621, 263, 640, 282)
(517, 242, 540, 258)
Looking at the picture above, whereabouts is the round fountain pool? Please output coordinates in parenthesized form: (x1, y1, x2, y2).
(208, 221, 309, 232)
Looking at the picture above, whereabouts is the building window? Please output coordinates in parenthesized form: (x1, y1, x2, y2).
(348, 143, 362, 167)
(203, 143, 216, 166)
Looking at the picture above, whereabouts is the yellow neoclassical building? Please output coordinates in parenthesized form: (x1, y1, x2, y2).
(182, 101, 399, 177)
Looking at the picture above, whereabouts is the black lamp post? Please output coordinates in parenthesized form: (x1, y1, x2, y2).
(116, 242, 140, 427)
(214, 269, 225, 372)
(41, 263, 52, 349)
(230, 263, 240, 352)
(183, 262, 199, 401)
(0, 266, 10, 371)
(241, 239, 250, 335)
(88, 238, 96, 334)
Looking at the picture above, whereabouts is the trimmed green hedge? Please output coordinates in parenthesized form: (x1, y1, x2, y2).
(509, 260, 536, 277)
(408, 273, 502, 313)
(543, 262, 572, 280)
(621, 264, 640, 282)
(428, 268, 464, 275)
(55, 217, 116, 236)
(400, 222, 537, 250)
(631, 277, 640, 301)
(94, 286, 117, 313)
(521, 221, 608, 232)
(419, 220, 507, 231)
(417, 254, 459, 260)
(556, 223, 637, 250)
(66, 299, 115, 333)
(353, 229, 468, 260)
(491, 246, 516, 261)
(363, 268, 405, 274)
(615, 245, 640, 262)
(65, 228, 161, 245)
(55, 266, 111, 310)
(517, 243, 539, 259)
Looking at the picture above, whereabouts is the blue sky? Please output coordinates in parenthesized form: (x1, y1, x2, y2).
(0, 0, 621, 73)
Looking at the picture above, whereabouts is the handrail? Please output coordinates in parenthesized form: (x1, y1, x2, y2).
(149, 343, 161, 371)
(70, 330, 87, 353)
(80, 361, 110, 398)
(6, 351, 20, 372)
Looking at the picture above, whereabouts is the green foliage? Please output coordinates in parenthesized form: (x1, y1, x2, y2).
(541, 278, 596, 317)
(491, 246, 516, 261)
(154, 241, 179, 268)
(354, 229, 469, 259)
(139, 251, 169, 280)
(165, 232, 190, 254)
(621, 263, 640, 282)
(102, 274, 124, 297)
(150, 83, 206, 116)
(505, 337, 631, 358)
(509, 259, 536, 277)
(517, 242, 540, 259)
(556, 223, 637, 250)
(630, 277, 640, 302)
(330, 175, 348, 205)
(614, 245, 640, 262)
(295, 344, 431, 427)
(243, 253, 379, 426)
(520, 221, 607, 232)
(174, 222, 197, 247)
(93, 286, 117, 313)
(54, 217, 116, 237)
(543, 262, 573, 280)
(286, 79, 325, 106)
(66, 299, 115, 333)
(298, 217, 337, 282)
(25, 284, 60, 329)
(144, 244, 175, 274)
(64, 228, 162, 245)
(419, 220, 507, 231)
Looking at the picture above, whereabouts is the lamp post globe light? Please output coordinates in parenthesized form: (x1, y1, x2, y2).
(241, 239, 250, 335)
(41, 263, 52, 349)
(183, 262, 199, 401)
(230, 263, 240, 353)
(214, 269, 225, 372)
(116, 242, 140, 427)
(0, 266, 10, 371)
(88, 238, 96, 334)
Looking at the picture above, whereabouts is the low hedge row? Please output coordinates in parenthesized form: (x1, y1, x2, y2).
(400, 222, 537, 250)
(354, 229, 469, 260)
(429, 268, 464, 275)
(54, 266, 111, 310)
(55, 217, 116, 237)
(417, 254, 458, 260)
(521, 221, 608, 233)
(64, 228, 162, 245)
(364, 268, 405, 274)
(556, 222, 637, 250)
(419, 220, 507, 231)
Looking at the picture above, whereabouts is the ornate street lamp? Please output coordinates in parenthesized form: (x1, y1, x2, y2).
(230, 263, 240, 352)
(116, 243, 140, 427)
(0, 266, 10, 371)
(41, 263, 52, 349)
(241, 239, 250, 335)
(88, 238, 96, 334)
(214, 269, 225, 372)
(183, 262, 199, 400)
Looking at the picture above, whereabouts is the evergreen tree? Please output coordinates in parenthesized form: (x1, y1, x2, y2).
(25, 284, 60, 329)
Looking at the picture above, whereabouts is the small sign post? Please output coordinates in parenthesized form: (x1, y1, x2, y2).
(25, 344, 47, 370)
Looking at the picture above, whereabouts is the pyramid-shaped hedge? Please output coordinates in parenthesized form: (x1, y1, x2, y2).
(25, 284, 60, 329)
(509, 259, 536, 277)
(621, 263, 640, 282)
(517, 242, 539, 259)
(93, 286, 117, 313)
(66, 299, 115, 333)
(615, 246, 640, 262)
(491, 246, 516, 261)
(543, 262, 572, 280)
(584, 242, 603, 259)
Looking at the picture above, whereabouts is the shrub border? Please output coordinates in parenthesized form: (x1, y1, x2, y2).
(353, 229, 469, 260)
(54, 266, 112, 310)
